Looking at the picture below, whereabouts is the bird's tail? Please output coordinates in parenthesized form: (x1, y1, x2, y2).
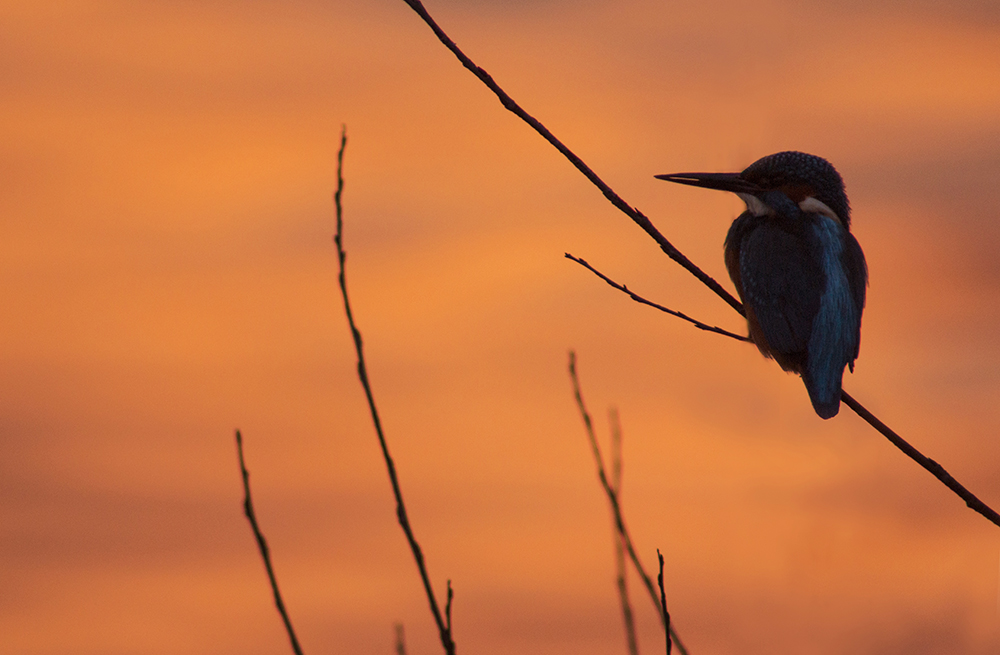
(802, 369, 841, 419)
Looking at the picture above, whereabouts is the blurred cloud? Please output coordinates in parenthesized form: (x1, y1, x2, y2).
(2, 1, 999, 653)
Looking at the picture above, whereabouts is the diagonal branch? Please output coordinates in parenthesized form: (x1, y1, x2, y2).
(398, 0, 741, 316)
(569, 352, 689, 655)
(235, 430, 305, 655)
(397, 0, 1000, 530)
(333, 126, 457, 654)
(568, 256, 1000, 529)
(566, 253, 1000, 525)
(566, 253, 750, 342)
(841, 392, 1000, 526)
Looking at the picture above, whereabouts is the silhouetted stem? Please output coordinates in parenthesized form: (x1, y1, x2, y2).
(235, 430, 305, 655)
(395, 624, 408, 655)
(398, 0, 741, 316)
(841, 391, 1000, 526)
(610, 408, 640, 655)
(333, 126, 457, 654)
(569, 352, 689, 655)
(657, 550, 672, 655)
(566, 253, 750, 342)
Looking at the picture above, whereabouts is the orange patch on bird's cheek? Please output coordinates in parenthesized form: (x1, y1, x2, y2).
(779, 183, 814, 203)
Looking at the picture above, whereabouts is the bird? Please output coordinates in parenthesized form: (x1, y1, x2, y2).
(655, 151, 867, 419)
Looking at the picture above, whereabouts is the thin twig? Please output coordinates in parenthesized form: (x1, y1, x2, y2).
(573, 254, 1000, 529)
(333, 126, 457, 654)
(610, 407, 640, 655)
(397, 0, 999, 529)
(395, 624, 408, 655)
(569, 352, 689, 655)
(235, 430, 305, 655)
(445, 580, 454, 635)
(566, 253, 750, 342)
(657, 550, 672, 655)
(568, 256, 1000, 529)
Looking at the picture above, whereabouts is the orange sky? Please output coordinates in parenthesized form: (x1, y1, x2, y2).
(2, 1, 1000, 654)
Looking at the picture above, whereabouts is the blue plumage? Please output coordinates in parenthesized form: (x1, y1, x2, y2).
(657, 152, 868, 419)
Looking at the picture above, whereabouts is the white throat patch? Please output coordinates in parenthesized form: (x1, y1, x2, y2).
(737, 193, 774, 217)
(738, 192, 843, 225)
(798, 196, 841, 225)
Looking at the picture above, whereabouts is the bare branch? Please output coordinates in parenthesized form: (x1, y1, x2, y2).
(610, 408, 640, 655)
(567, 254, 1000, 528)
(398, 0, 1000, 529)
(333, 126, 457, 654)
(841, 391, 1000, 526)
(569, 352, 689, 655)
(566, 253, 750, 343)
(657, 550, 672, 655)
(398, 0, 741, 315)
(395, 624, 408, 655)
(445, 580, 454, 635)
(235, 430, 305, 655)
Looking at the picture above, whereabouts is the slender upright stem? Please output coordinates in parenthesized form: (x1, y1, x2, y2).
(333, 127, 456, 654)
(569, 352, 689, 655)
(235, 430, 305, 655)
(657, 550, 672, 655)
(610, 408, 640, 655)
(395, 624, 408, 655)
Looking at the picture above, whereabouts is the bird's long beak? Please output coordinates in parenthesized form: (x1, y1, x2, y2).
(654, 172, 761, 195)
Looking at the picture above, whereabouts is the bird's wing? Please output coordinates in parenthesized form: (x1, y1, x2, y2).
(840, 232, 867, 363)
(739, 224, 823, 357)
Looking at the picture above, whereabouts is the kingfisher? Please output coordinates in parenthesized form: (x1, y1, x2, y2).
(656, 151, 867, 418)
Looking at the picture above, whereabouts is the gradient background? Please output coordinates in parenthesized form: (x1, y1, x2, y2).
(3, 1, 1000, 653)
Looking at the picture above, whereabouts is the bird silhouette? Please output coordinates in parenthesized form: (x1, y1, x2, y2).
(657, 151, 867, 418)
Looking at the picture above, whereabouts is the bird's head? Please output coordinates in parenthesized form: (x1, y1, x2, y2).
(656, 151, 851, 229)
